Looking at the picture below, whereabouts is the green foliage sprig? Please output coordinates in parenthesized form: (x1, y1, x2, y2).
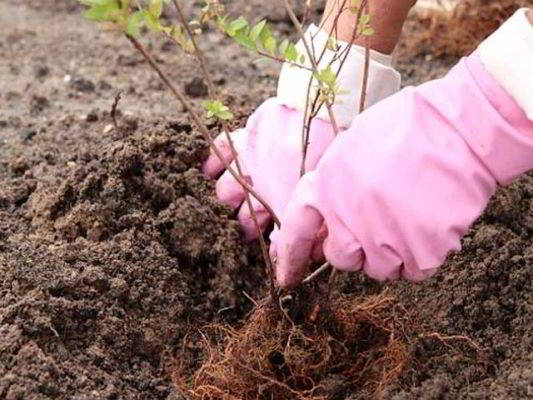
(79, 0, 372, 123)
(81, 0, 143, 36)
(204, 100, 234, 121)
(217, 16, 305, 65)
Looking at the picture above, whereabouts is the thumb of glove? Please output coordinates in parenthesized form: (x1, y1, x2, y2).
(270, 175, 325, 288)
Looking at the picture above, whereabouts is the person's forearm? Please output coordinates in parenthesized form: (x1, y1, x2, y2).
(321, 0, 417, 54)
(529, 8, 533, 24)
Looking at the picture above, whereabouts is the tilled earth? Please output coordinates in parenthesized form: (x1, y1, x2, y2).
(1, 1, 532, 399)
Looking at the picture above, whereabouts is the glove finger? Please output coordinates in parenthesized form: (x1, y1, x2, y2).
(202, 129, 246, 178)
(311, 224, 328, 262)
(273, 177, 324, 288)
(322, 227, 365, 272)
(237, 196, 272, 241)
(215, 160, 249, 210)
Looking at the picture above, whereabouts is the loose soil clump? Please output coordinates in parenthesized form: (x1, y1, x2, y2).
(0, 112, 264, 400)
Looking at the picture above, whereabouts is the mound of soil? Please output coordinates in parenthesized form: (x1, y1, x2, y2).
(0, 112, 266, 400)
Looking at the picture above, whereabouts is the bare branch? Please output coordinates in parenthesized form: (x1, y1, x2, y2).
(302, 262, 331, 283)
(257, 51, 314, 71)
(301, 0, 313, 27)
(111, 90, 122, 130)
(359, 0, 371, 113)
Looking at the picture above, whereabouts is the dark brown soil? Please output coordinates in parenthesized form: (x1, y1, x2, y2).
(1, 1, 532, 399)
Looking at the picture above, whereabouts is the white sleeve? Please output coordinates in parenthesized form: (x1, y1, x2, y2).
(477, 8, 533, 120)
(276, 24, 401, 129)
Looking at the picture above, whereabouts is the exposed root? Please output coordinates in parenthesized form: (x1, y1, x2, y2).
(419, 332, 483, 353)
(173, 291, 413, 399)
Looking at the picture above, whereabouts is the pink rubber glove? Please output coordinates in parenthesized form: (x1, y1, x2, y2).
(203, 25, 400, 240)
(202, 99, 335, 240)
(272, 9, 533, 287)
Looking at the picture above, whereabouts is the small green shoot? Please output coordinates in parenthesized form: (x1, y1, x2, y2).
(357, 14, 375, 36)
(314, 65, 344, 104)
(204, 100, 234, 121)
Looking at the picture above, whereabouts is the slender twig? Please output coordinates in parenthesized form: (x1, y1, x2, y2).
(327, 268, 337, 298)
(302, 262, 331, 283)
(171, 0, 279, 302)
(301, 0, 312, 27)
(125, 35, 280, 228)
(111, 90, 122, 130)
(242, 290, 259, 307)
(335, 0, 368, 76)
(257, 51, 314, 71)
(315, 0, 342, 37)
(359, 0, 371, 113)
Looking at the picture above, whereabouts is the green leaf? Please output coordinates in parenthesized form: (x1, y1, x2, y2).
(264, 36, 276, 56)
(326, 37, 338, 52)
(314, 65, 337, 89)
(227, 16, 249, 36)
(234, 32, 257, 51)
(249, 19, 267, 41)
(359, 14, 370, 25)
(357, 13, 374, 36)
(149, 0, 164, 19)
(126, 10, 145, 36)
(258, 24, 272, 47)
(143, 10, 161, 31)
(279, 39, 289, 56)
(283, 42, 298, 62)
(84, 5, 114, 21)
(362, 27, 375, 36)
(216, 15, 229, 32)
(204, 100, 234, 121)
(217, 110, 234, 120)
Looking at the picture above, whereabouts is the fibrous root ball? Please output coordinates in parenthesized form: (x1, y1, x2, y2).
(173, 290, 414, 400)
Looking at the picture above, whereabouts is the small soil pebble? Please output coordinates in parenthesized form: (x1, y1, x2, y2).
(71, 77, 96, 93)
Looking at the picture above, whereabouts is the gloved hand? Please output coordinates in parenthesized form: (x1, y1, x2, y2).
(203, 24, 400, 240)
(272, 9, 533, 287)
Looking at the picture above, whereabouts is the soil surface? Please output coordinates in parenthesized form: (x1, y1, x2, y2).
(1, 1, 532, 399)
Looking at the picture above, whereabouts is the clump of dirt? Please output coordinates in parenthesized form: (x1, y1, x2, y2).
(0, 111, 265, 400)
(396, 0, 533, 86)
(405, 0, 533, 59)
(174, 290, 414, 400)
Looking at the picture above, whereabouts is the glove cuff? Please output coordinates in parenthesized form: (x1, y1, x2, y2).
(461, 54, 533, 185)
(477, 8, 533, 120)
(276, 24, 401, 129)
